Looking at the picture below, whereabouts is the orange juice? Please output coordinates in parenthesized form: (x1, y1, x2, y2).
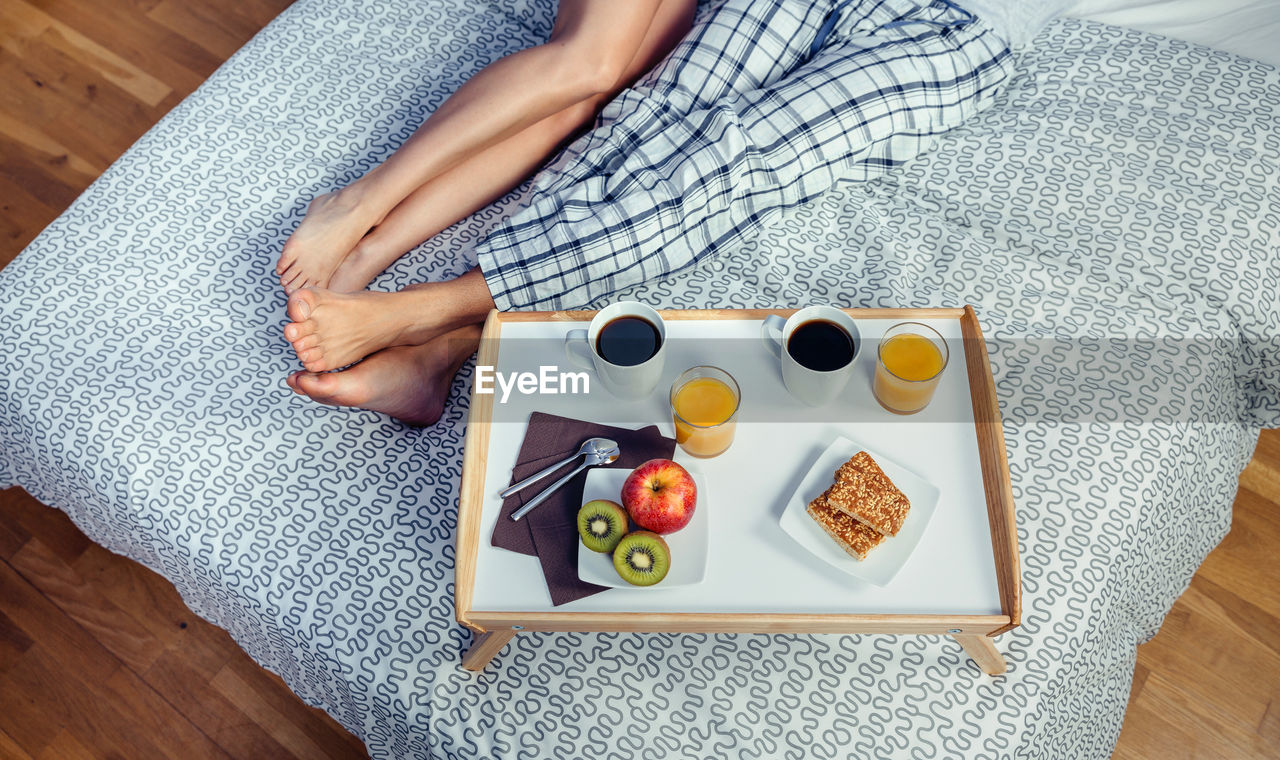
(881, 333, 944, 380)
(873, 329, 947, 414)
(671, 371, 739, 458)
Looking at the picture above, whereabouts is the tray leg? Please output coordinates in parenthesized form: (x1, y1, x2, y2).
(461, 628, 518, 671)
(952, 634, 1007, 675)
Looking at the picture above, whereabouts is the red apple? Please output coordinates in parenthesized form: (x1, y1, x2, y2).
(621, 459, 697, 534)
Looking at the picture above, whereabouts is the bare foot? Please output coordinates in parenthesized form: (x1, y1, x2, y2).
(326, 234, 407, 294)
(284, 269, 495, 372)
(276, 186, 385, 293)
(283, 286, 441, 372)
(285, 325, 482, 426)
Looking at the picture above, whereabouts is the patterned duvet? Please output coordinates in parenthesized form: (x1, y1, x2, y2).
(1, 1, 1277, 758)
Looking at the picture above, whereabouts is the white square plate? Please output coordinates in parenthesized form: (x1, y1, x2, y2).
(577, 466, 709, 588)
(778, 436, 939, 586)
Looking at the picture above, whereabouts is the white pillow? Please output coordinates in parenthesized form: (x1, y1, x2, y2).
(1067, 0, 1280, 66)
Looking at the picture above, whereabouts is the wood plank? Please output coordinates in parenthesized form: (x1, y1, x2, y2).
(0, 0, 171, 107)
(19, 38, 163, 163)
(0, 49, 71, 130)
(0, 107, 101, 176)
(0, 559, 115, 685)
(494, 307, 969, 323)
(454, 309, 501, 631)
(74, 539, 361, 758)
(0, 173, 59, 253)
(0, 608, 35, 672)
(1197, 487, 1280, 618)
(0, 671, 56, 759)
(10, 536, 164, 675)
(1114, 431, 1280, 759)
(100, 665, 234, 760)
(1, 491, 91, 567)
(146, 0, 272, 61)
(1124, 669, 1275, 758)
(0, 509, 32, 561)
(1238, 450, 1279, 506)
(72, 543, 192, 651)
(952, 633, 1007, 676)
(19, 0, 218, 92)
(1113, 698, 1205, 760)
(1137, 613, 1275, 736)
(217, 656, 368, 760)
(34, 731, 95, 760)
(1127, 661, 1151, 706)
(0, 729, 35, 760)
(460, 628, 517, 671)
(1176, 574, 1280, 667)
(0, 135, 91, 210)
(960, 304, 1020, 634)
(142, 642, 297, 760)
(211, 664, 343, 760)
(1259, 693, 1280, 749)
(0, 38, 157, 176)
(465, 611, 1010, 635)
(0, 644, 160, 760)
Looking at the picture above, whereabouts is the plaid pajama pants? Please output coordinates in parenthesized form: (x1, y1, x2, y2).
(475, 0, 1013, 311)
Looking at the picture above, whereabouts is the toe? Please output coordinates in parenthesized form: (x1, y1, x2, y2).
(292, 334, 320, 352)
(281, 266, 306, 292)
(297, 370, 368, 406)
(295, 372, 337, 404)
(284, 321, 314, 342)
(285, 372, 307, 395)
(286, 289, 316, 321)
(276, 242, 297, 275)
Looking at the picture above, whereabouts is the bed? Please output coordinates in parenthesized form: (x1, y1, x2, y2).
(1, 1, 1278, 758)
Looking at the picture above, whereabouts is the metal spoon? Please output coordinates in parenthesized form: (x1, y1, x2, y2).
(510, 446, 620, 521)
(500, 437, 619, 498)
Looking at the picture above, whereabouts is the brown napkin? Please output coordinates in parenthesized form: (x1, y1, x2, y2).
(491, 412, 675, 606)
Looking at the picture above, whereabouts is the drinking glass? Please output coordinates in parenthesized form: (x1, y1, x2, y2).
(872, 322, 949, 415)
(670, 366, 740, 458)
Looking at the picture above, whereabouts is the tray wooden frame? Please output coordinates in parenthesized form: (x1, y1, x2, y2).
(455, 306, 1020, 674)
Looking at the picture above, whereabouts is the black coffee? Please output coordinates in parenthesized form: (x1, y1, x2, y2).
(787, 319, 853, 372)
(596, 316, 662, 367)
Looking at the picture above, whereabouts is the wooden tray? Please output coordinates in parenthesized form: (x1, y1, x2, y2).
(454, 307, 1019, 674)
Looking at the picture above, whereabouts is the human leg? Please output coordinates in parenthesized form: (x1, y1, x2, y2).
(276, 0, 664, 292)
(475, 2, 1013, 311)
(322, 99, 603, 293)
(327, 0, 696, 293)
(525, 0, 834, 200)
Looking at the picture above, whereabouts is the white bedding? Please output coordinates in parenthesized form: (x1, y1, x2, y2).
(1070, 0, 1280, 65)
(1, 4, 1278, 759)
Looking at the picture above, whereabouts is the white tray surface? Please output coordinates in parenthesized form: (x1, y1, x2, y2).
(470, 316, 1003, 615)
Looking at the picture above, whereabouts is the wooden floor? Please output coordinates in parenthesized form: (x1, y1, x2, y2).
(0, 1, 1277, 758)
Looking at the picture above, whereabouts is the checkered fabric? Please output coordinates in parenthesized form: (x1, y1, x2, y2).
(476, 0, 1013, 311)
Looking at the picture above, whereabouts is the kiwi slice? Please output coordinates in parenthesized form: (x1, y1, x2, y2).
(577, 500, 627, 553)
(612, 531, 671, 586)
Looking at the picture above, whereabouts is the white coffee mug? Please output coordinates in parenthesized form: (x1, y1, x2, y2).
(761, 306, 862, 406)
(564, 301, 666, 400)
